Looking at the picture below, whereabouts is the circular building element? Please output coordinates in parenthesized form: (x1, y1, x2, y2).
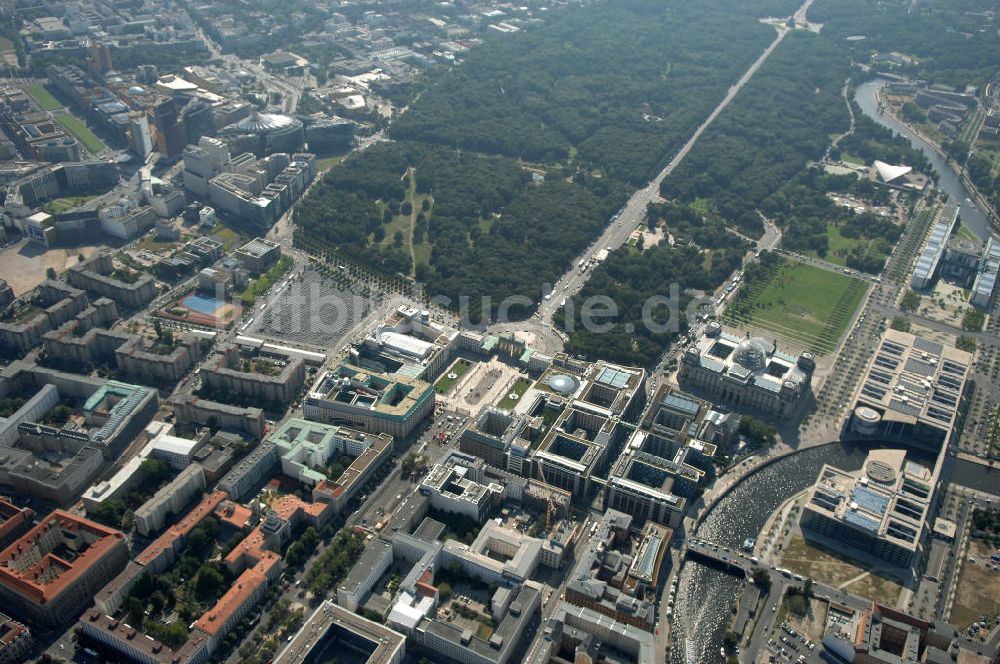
(548, 374, 577, 395)
(234, 112, 300, 134)
(733, 337, 770, 372)
(866, 458, 897, 484)
(852, 406, 882, 436)
(855, 406, 881, 422)
(221, 111, 305, 154)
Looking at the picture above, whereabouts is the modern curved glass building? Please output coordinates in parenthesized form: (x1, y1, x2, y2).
(219, 112, 304, 154)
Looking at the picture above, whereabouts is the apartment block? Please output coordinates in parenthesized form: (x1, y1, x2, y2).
(356, 305, 458, 382)
(800, 449, 936, 568)
(0, 612, 32, 664)
(115, 332, 203, 384)
(0, 500, 33, 551)
(134, 464, 207, 536)
(270, 418, 392, 495)
(529, 362, 646, 499)
(216, 442, 279, 501)
(543, 602, 656, 664)
(201, 343, 305, 406)
(99, 205, 156, 241)
(0, 363, 157, 503)
(411, 585, 540, 664)
(68, 252, 157, 309)
(458, 408, 536, 472)
(167, 394, 265, 440)
(337, 538, 393, 611)
(418, 452, 503, 523)
(0, 280, 90, 357)
(0, 510, 127, 626)
(275, 601, 405, 664)
(848, 329, 971, 450)
(563, 509, 657, 631)
(82, 422, 202, 513)
(606, 388, 724, 528)
(4, 161, 118, 213)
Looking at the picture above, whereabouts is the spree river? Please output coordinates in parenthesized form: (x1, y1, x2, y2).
(668, 443, 870, 664)
(853, 78, 991, 240)
(668, 441, 1000, 663)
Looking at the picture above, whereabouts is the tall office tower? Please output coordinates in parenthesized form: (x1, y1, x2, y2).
(88, 41, 113, 75)
(152, 97, 187, 159)
(183, 99, 216, 144)
(129, 112, 153, 158)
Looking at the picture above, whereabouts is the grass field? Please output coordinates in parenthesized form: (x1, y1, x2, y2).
(498, 377, 532, 410)
(40, 195, 95, 215)
(811, 224, 889, 270)
(781, 536, 903, 606)
(724, 258, 867, 354)
(840, 152, 865, 166)
(816, 224, 860, 267)
(984, 148, 1000, 179)
(413, 242, 432, 268)
(316, 155, 346, 171)
(949, 540, 1000, 629)
(956, 224, 979, 243)
(435, 358, 472, 394)
(136, 236, 182, 255)
(26, 84, 62, 111)
(379, 209, 414, 248)
(374, 167, 432, 277)
(209, 224, 242, 250)
(53, 112, 105, 154)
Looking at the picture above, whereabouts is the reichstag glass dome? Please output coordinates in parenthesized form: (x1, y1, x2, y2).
(733, 337, 769, 372)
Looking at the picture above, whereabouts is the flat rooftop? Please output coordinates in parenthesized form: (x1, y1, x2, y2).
(235, 237, 280, 259)
(804, 449, 934, 553)
(854, 329, 971, 434)
(418, 584, 539, 662)
(311, 364, 432, 419)
(275, 600, 405, 664)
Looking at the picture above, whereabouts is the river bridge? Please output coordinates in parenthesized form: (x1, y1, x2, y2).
(682, 539, 757, 578)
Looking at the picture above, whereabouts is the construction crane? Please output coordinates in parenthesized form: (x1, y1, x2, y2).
(535, 462, 556, 533)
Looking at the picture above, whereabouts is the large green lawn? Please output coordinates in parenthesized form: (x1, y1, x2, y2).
(208, 223, 242, 250)
(26, 84, 62, 111)
(40, 195, 95, 215)
(498, 377, 532, 410)
(808, 223, 888, 269)
(840, 152, 866, 167)
(435, 358, 472, 394)
(372, 167, 433, 278)
(725, 259, 867, 354)
(53, 112, 106, 154)
(316, 155, 346, 172)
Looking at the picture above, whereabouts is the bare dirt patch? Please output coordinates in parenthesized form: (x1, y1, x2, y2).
(0, 240, 106, 296)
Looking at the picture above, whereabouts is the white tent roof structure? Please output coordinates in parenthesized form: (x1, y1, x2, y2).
(873, 160, 912, 183)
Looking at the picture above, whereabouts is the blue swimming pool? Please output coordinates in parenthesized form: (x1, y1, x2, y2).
(182, 294, 223, 315)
